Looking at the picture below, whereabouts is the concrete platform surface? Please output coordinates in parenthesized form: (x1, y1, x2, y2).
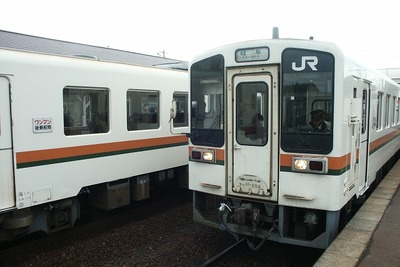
(314, 160, 400, 267)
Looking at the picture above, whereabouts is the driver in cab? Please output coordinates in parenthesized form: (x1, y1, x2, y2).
(308, 109, 331, 133)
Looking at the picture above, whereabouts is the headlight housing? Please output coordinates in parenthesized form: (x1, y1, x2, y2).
(292, 156, 328, 174)
(191, 148, 216, 163)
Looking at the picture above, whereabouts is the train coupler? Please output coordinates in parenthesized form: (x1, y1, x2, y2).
(233, 203, 260, 226)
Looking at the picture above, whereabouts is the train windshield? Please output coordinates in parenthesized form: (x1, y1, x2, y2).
(281, 49, 334, 154)
(190, 55, 224, 147)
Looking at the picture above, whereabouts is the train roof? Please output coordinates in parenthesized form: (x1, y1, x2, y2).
(378, 68, 400, 84)
(0, 30, 188, 70)
(190, 38, 343, 67)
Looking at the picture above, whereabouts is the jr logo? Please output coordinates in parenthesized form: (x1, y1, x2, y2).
(292, 56, 318, 71)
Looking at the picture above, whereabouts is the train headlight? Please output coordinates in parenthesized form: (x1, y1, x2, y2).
(191, 148, 216, 163)
(292, 156, 328, 174)
(294, 159, 308, 170)
(202, 151, 214, 162)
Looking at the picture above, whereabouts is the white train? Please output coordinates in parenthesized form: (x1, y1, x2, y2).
(0, 47, 188, 241)
(188, 35, 400, 249)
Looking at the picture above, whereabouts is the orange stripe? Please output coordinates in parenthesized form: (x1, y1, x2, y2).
(17, 135, 188, 164)
(216, 149, 225, 161)
(329, 154, 351, 170)
(370, 129, 400, 152)
(280, 154, 292, 167)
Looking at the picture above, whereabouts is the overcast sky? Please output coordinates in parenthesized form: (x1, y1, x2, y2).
(1, 0, 400, 69)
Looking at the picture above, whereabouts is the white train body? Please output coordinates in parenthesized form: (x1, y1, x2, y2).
(0, 48, 188, 240)
(189, 38, 400, 248)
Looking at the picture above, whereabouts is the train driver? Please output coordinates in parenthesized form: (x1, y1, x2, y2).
(308, 109, 331, 133)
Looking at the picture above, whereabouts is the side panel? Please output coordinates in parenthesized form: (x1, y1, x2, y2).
(1, 50, 188, 209)
(0, 76, 15, 210)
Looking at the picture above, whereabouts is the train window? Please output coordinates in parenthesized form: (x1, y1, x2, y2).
(127, 90, 159, 131)
(362, 89, 367, 134)
(173, 92, 188, 127)
(236, 82, 268, 146)
(63, 87, 109, 136)
(281, 49, 334, 154)
(398, 97, 400, 124)
(393, 96, 397, 126)
(385, 94, 390, 128)
(377, 92, 383, 130)
(190, 54, 224, 147)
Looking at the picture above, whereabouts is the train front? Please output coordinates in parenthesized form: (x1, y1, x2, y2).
(188, 40, 350, 249)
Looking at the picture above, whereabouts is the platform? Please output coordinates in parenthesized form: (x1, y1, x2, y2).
(314, 159, 400, 267)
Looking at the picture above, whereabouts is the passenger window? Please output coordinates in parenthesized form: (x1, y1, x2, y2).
(173, 92, 188, 127)
(398, 97, 400, 124)
(385, 94, 390, 128)
(377, 92, 383, 130)
(63, 87, 109, 135)
(127, 90, 159, 131)
(362, 89, 367, 134)
(393, 96, 397, 126)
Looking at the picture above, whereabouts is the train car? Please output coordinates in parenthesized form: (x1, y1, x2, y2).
(188, 34, 400, 249)
(0, 47, 188, 241)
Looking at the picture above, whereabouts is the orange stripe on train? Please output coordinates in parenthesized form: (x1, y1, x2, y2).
(17, 135, 188, 164)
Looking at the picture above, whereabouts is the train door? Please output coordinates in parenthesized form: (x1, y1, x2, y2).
(358, 81, 371, 195)
(0, 76, 15, 210)
(347, 77, 367, 196)
(227, 67, 278, 201)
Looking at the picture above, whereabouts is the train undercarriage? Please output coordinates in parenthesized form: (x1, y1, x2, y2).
(0, 165, 187, 242)
(193, 191, 343, 249)
(193, 152, 400, 249)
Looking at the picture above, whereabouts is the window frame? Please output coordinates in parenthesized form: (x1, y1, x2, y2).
(63, 86, 110, 136)
(126, 89, 160, 131)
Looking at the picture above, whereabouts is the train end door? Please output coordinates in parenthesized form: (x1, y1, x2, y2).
(227, 67, 279, 202)
(0, 76, 15, 210)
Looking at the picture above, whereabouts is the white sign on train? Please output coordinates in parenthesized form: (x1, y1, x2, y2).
(33, 118, 53, 133)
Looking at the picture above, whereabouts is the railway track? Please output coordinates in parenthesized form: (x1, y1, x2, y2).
(0, 187, 192, 264)
(198, 237, 323, 267)
(0, 186, 323, 267)
(4, 169, 394, 267)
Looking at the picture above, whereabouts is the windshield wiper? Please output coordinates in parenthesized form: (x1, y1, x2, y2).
(205, 114, 221, 140)
(286, 115, 310, 147)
